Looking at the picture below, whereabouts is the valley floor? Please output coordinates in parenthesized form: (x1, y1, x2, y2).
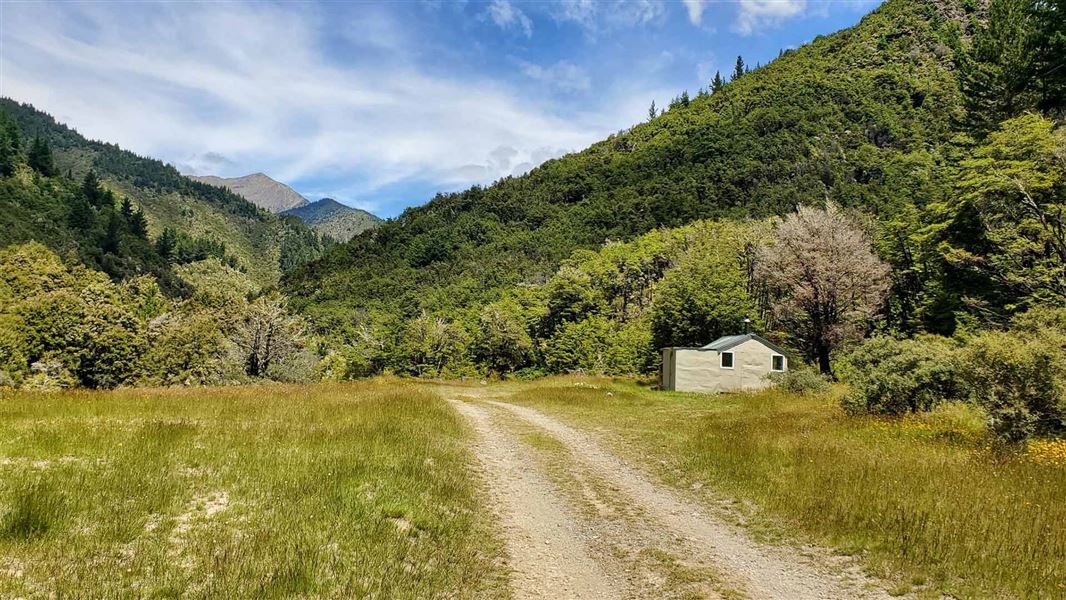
(1, 378, 1063, 599)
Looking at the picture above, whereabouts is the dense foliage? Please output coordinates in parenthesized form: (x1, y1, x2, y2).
(0, 243, 313, 389)
(0, 99, 327, 287)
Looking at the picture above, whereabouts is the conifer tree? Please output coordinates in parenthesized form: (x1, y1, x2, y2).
(0, 132, 15, 177)
(130, 209, 149, 240)
(67, 196, 95, 231)
(732, 56, 746, 81)
(156, 227, 177, 261)
(711, 71, 725, 93)
(647, 100, 657, 122)
(27, 136, 57, 177)
(82, 171, 104, 207)
(120, 197, 135, 220)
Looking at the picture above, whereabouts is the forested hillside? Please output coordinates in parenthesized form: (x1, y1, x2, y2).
(286, 0, 965, 324)
(281, 198, 382, 242)
(0, 99, 326, 287)
(284, 0, 1064, 388)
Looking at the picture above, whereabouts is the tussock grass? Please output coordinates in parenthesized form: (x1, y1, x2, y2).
(0, 381, 508, 598)
(508, 377, 1066, 599)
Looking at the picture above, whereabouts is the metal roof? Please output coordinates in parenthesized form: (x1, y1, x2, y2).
(660, 333, 788, 354)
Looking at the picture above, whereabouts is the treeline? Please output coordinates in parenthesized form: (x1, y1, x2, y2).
(0, 98, 329, 286)
(0, 243, 312, 389)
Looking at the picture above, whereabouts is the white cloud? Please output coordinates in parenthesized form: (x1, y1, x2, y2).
(733, 0, 808, 34)
(487, 0, 532, 37)
(520, 60, 591, 93)
(681, 0, 709, 25)
(552, 0, 665, 34)
(0, 2, 646, 203)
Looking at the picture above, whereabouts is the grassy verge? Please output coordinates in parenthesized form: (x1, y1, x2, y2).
(506, 377, 1066, 599)
(0, 381, 508, 599)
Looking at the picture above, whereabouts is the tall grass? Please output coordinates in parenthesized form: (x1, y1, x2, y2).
(509, 377, 1066, 599)
(0, 381, 508, 598)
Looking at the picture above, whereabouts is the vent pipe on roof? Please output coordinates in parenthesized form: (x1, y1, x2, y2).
(743, 317, 751, 334)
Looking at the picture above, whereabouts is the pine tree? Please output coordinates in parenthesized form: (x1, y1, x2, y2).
(680, 90, 690, 107)
(102, 212, 122, 254)
(27, 136, 57, 177)
(130, 209, 149, 240)
(648, 101, 657, 122)
(67, 196, 96, 231)
(120, 197, 135, 220)
(958, 0, 1037, 133)
(2, 117, 18, 153)
(0, 132, 15, 177)
(711, 71, 725, 93)
(82, 171, 104, 207)
(156, 227, 177, 261)
(732, 56, 746, 81)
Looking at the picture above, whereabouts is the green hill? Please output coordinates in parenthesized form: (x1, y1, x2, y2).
(0, 99, 325, 289)
(284, 0, 967, 321)
(281, 198, 382, 242)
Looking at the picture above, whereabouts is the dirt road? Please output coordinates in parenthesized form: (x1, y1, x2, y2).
(446, 386, 889, 600)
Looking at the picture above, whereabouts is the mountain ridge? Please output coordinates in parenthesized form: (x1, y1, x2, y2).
(189, 172, 310, 213)
(281, 198, 383, 243)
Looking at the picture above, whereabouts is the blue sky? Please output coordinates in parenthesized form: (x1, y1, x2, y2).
(1, 0, 878, 218)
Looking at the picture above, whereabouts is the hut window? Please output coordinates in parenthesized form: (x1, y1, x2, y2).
(720, 352, 734, 369)
(771, 355, 785, 371)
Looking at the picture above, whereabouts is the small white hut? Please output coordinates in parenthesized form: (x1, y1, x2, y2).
(660, 333, 787, 393)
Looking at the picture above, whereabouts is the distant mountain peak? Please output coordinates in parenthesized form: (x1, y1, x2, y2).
(281, 198, 382, 243)
(190, 172, 308, 213)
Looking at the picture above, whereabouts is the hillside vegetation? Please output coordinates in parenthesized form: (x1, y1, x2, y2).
(286, 0, 965, 322)
(281, 198, 383, 243)
(285, 0, 1064, 383)
(0, 382, 507, 598)
(506, 377, 1066, 599)
(0, 99, 325, 287)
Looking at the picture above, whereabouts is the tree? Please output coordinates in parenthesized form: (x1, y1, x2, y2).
(102, 212, 122, 254)
(402, 311, 468, 377)
(129, 209, 149, 240)
(757, 203, 891, 375)
(82, 171, 104, 207)
(650, 221, 761, 350)
(1030, 0, 1066, 111)
(67, 196, 95, 231)
(473, 299, 533, 374)
(648, 101, 657, 122)
(27, 136, 57, 177)
(732, 56, 746, 81)
(0, 118, 17, 177)
(120, 197, 135, 220)
(233, 293, 305, 378)
(955, 113, 1066, 305)
(711, 71, 725, 93)
(958, 0, 1038, 134)
(156, 227, 177, 261)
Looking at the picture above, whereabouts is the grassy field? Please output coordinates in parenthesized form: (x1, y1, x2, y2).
(507, 378, 1066, 599)
(0, 381, 508, 599)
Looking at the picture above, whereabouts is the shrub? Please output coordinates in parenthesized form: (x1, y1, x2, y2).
(840, 336, 961, 415)
(956, 329, 1066, 442)
(766, 369, 831, 395)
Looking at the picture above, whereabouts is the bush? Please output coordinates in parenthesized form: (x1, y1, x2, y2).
(957, 329, 1066, 442)
(840, 336, 961, 415)
(767, 369, 831, 395)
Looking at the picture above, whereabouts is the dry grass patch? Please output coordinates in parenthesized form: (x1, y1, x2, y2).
(506, 376, 1066, 599)
(0, 381, 508, 599)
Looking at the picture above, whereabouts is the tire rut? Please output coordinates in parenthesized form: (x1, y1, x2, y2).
(488, 399, 891, 600)
(449, 399, 621, 599)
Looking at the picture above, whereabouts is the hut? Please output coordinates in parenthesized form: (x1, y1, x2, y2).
(660, 333, 787, 393)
